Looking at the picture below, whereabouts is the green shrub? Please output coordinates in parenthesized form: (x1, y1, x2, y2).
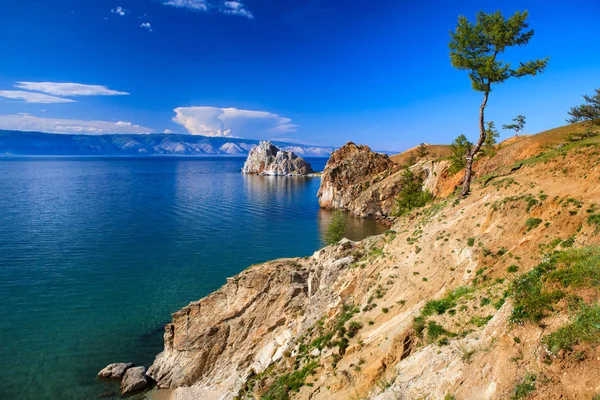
(525, 218, 542, 230)
(422, 286, 473, 316)
(508, 265, 519, 273)
(324, 210, 347, 245)
(449, 134, 472, 175)
(262, 361, 319, 400)
(543, 304, 600, 354)
(427, 321, 450, 341)
(588, 214, 600, 233)
(393, 168, 433, 216)
(467, 237, 475, 246)
(511, 373, 536, 399)
(346, 321, 363, 338)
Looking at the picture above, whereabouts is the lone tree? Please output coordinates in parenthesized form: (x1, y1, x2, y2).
(502, 115, 526, 136)
(567, 88, 600, 139)
(416, 143, 429, 158)
(483, 121, 500, 155)
(449, 10, 548, 196)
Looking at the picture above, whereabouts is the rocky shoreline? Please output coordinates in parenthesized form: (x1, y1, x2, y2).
(242, 141, 314, 176)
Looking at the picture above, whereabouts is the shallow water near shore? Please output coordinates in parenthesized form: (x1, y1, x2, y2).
(0, 157, 386, 400)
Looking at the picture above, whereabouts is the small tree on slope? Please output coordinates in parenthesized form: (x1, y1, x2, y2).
(502, 115, 526, 136)
(567, 88, 600, 139)
(449, 10, 548, 197)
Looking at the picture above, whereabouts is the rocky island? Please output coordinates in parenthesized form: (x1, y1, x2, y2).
(242, 141, 314, 176)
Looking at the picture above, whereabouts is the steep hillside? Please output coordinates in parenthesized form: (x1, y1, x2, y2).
(146, 124, 600, 400)
(390, 144, 452, 166)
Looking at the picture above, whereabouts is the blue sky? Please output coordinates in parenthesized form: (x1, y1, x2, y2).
(0, 0, 598, 151)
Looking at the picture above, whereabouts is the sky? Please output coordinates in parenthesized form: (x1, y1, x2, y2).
(0, 0, 599, 151)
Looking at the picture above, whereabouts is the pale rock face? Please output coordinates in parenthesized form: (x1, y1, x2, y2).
(242, 141, 314, 176)
(146, 241, 358, 398)
(121, 366, 149, 396)
(97, 363, 134, 379)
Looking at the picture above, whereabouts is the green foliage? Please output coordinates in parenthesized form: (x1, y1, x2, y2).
(393, 168, 433, 216)
(503, 115, 526, 136)
(427, 321, 450, 341)
(525, 217, 542, 230)
(261, 361, 319, 400)
(508, 265, 519, 273)
(510, 248, 600, 324)
(449, 134, 472, 174)
(511, 373, 536, 399)
(346, 321, 363, 338)
(567, 88, 600, 140)
(588, 214, 600, 234)
(422, 286, 473, 316)
(467, 237, 475, 246)
(483, 121, 500, 155)
(469, 315, 493, 327)
(416, 143, 429, 158)
(324, 210, 347, 245)
(449, 10, 548, 196)
(543, 304, 600, 354)
(449, 11, 548, 93)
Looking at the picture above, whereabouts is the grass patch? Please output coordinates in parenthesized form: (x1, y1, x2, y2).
(525, 218, 543, 230)
(422, 286, 473, 316)
(543, 304, 600, 354)
(261, 361, 319, 400)
(511, 372, 536, 399)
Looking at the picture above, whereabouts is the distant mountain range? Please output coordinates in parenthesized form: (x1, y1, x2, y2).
(0, 130, 336, 157)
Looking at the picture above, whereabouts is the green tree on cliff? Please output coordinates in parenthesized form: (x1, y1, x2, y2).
(394, 168, 432, 216)
(449, 134, 472, 175)
(502, 115, 526, 136)
(449, 10, 548, 196)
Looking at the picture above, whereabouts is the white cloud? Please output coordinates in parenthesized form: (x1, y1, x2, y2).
(0, 114, 153, 135)
(172, 106, 297, 138)
(140, 22, 152, 31)
(164, 129, 175, 133)
(14, 82, 129, 97)
(163, 0, 208, 11)
(0, 90, 75, 104)
(162, 0, 252, 18)
(111, 6, 128, 16)
(221, 1, 252, 18)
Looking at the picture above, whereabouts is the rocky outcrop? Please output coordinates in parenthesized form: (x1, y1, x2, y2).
(317, 142, 400, 219)
(242, 141, 314, 176)
(121, 366, 149, 395)
(317, 142, 451, 220)
(97, 363, 134, 380)
(147, 241, 360, 398)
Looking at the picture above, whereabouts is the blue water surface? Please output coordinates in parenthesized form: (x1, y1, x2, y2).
(0, 157, 385, 400)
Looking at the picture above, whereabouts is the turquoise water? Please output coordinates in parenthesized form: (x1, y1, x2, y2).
(0, 157, 385, 400)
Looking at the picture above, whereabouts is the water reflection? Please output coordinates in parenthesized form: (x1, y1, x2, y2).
(318, 209, 389, 243)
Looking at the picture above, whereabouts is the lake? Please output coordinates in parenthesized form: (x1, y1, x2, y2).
(0, 157, 386, 400)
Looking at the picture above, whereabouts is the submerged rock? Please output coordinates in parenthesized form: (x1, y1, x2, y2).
(97, 363, 134, 380)
(121, 366, 149, 395)
(242, 141, 314, 176)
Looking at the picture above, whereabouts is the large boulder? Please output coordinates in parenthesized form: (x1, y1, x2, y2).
(97, 363, 134, 380)
(121, 366, 149, 395)
(242, 141, 314, 176)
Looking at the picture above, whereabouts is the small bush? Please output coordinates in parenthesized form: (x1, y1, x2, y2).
(393, 168, 433, 216)
(324, 210, 347, 245)
(261, 361, 319, 400)
(512, 373, 536, 399)
(427, 321, 450, 341)
(588, 214, 600, 233)
(508, 265, 519, 273)
(525, 218, 542, 230)
(467, 237, 475, 246)
(346, 321, 363, 338)
(422, 286, 472, 316)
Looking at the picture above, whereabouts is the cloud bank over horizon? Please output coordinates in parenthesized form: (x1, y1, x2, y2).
(0, 114, 152, 135)
(172, 106, 297, 138)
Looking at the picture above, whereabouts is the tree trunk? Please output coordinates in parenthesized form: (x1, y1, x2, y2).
(461, 91, 489, 197)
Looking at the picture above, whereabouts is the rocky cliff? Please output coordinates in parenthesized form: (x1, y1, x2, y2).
(317, 142, 450, 220)
(242, 141, 314, 176)
(146, 124, 600, 400)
